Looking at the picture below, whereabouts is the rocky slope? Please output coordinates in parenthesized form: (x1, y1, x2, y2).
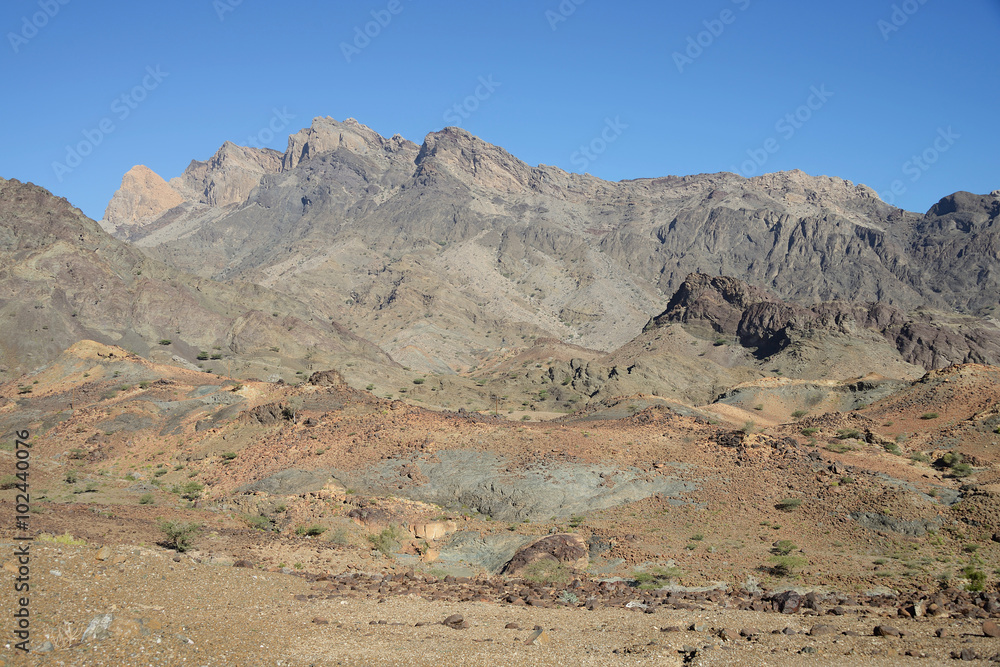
(0, 178, 397, 387)
(102, 117, 1000, 374)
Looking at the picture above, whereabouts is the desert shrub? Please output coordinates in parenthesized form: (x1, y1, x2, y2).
(772, 540, 797, 556)
(64, 471, 78, 484)
(791, 410, 808, 419)
(825, 441, 854, 454)
(522, 559, 572, 585)
(836, 429, 862, 440)
(328, 527, 350, 545)
(741, 421, 756, 434)
(557, 590, 579, 604)
(769, 554, 807, 577)
(367, 525, 401, 556)
(776, 498, 802, 512)
(883, 442, 902, 456)
(963, 566, 986, 592)
(0, 474, 20, 490)
(171, 481, 204, 500)
(221, 452, 237, 461)
(632, 566, 682, 589)
(138, 493, 155, 505)
(295, 524, 327, 537)
(909, 452, 931, 463)
(754, 404, 764, 411)
(159, 339, 172, 346)
(951, 463, 972, 478)
(158, 520, 200, 552)
(801, 427, 819, 436)
(38, 532, 86, 546)
(412, 378, 425, 384)
(840, 476, 855, 485)
(919, 412, 939, 420)
(244, 515, 272, 531)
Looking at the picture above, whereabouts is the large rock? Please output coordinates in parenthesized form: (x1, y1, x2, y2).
(502, 533, 588, 576)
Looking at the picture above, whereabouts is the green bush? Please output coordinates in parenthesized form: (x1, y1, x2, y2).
(963, 566, 986, 592)
(171, 481, 204, 500)
(791, 410, 808, 419)
(138, 493, 155, 505)
(221, 452, 238, 461)
(412, 378, 425, 384)
(776, 498, 802, 512)
(0, 474, 20, 490)
(159, 339, 172, 346)
(158, 520, 200, 552)
(836, 429, 862, 440)
(801, 427, 819, 436)
(296, 524, 327, 537)
(772, 540, 797, 556)
(919, 412, 939, 420)
(769, 554, 807, 577)
(367, 525, 401, 556)
(244, 515, 272, 531)
(522, 559, 572, 585)
(632, 566, 682, 589)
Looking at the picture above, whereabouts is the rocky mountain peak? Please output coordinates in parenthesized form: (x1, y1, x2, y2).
(101, 165, 185, 234)
(170, 142, 282, 208)
(281, 116, 418, 171)
(414, 126, 536, 193)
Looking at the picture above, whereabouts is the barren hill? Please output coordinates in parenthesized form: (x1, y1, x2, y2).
(103, 118, 1000, 375)
(0, 177, 397, 387)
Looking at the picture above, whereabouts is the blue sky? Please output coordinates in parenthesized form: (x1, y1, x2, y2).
(2, 0, 998, 220)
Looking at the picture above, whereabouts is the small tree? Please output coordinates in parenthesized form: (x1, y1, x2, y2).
(158, 520, 200, 552)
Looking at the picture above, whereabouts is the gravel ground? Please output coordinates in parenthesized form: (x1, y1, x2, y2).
(2, 541, 999, 666)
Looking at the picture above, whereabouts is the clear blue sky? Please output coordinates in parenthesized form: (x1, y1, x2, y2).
(3, 0, 998, 220)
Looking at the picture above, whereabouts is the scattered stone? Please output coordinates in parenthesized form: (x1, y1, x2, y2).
(505, 623, 520, 630)
(312, 617, 329, 625)
(36, 641, 54, 653)
(740, 628, 760, 638)
(442, 614, 468, 630)
(809, 624, 837, 636)
(95, 546, 112, 561)
(935, 628, 949, 638)
(717, 628, 740, 642)
(689, 623, 707, 632)
(82, 614, 114, 641)
(774, 590, 802, 614)
(526, 628, 551, 645)
(661, 626, 682, 633)
(782, 627, 798, 635)
(233, 559, 255, 568)
(874, 625, 902, 637)
(983, 620, 1000, 638)
(800, 646, 817, 654)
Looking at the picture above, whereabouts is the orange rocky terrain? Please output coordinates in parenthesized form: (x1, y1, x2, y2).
(2, 341, 1000, 664)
